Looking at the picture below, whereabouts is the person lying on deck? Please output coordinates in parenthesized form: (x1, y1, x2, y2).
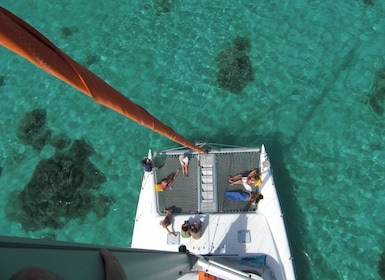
(225, 191, 263, 205)
(160, 169, 180, 190)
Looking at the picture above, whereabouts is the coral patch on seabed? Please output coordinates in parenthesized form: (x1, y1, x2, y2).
(50, 133, 71, 150)
(148, 0, 176, 16)
(5, 139, 111, 231)
(379, 250, 385, 279)
(368, 69, 385, 115)
(215, 36, 254, 94)
(6, 110, 113, 232)
(60, 26, 78, 38)
(16, 109, 52, 152)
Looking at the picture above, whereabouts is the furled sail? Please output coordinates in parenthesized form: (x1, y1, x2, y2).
(0, 7, 206, 154)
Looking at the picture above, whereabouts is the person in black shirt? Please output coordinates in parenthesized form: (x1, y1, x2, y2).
(141, 157, 153, 172)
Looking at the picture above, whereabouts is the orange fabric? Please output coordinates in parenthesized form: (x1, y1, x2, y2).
(198, 271, 216, 280)
(0, 7, 206, 154)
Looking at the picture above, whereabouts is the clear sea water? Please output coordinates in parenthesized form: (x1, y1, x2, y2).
(1, 1, 385, 279)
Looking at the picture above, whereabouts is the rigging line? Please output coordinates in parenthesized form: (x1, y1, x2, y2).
(288, 47, 358, 147)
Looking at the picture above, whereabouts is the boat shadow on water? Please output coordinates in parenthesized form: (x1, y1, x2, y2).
(263, 137, 312, 280)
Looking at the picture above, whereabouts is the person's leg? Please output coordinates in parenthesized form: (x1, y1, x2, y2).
(229, 174, 241, 182)
(181, 164, 186, 176)
(100, 249, 127, 280)
(229, 179, 242, 185)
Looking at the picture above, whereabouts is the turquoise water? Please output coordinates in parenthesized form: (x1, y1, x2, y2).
(1, 0, 385, 279)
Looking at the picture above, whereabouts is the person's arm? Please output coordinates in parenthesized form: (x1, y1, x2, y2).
(168, 170, 179, 184)
(165, 226, 177, 236)
(247, 192, 255, 203)
(247, 169, 257, 179)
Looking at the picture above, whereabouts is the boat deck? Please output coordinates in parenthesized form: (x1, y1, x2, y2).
(153, 147, 261, 214)
(132, 145, 296, 280)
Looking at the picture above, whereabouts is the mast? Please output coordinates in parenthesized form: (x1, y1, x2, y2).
(0, 7, 206, 154)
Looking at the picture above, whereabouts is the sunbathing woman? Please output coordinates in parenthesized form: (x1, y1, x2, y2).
(229, 169, 261, 186)
(160, 169, 180, 190)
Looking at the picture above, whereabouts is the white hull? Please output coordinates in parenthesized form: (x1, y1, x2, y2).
(132, 144, 296, 280)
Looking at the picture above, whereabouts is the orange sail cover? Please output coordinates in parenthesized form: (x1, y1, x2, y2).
(0, 7, 206, 154)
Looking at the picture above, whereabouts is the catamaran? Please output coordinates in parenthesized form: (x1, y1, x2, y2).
(0, 6, 296, 280)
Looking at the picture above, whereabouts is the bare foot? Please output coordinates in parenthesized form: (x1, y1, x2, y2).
(100, 249, 127, 280)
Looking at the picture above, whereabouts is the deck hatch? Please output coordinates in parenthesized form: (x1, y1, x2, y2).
(167, 232, 180, 245)
(237, 230, 251, 243)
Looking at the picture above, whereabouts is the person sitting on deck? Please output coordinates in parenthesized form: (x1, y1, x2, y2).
(179, 153, 189, 177)
(225, 191, 263, 205)
(160, 169, 179, 190)
(141, 157, 153, 172)
(160, 208, 177, 236)
(181, 221, 191, 238)
(190, 221, 202, 240)
(228, 169, 262, 191)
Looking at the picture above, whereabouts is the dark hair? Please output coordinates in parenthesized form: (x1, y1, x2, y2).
(182, 220, 189, 231)
(255, 193, 263, 203)
(190, 223, 200, 233)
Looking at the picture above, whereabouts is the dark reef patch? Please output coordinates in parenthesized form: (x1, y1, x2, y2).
(50, 133, 71, 150)
(215, 36, 254, 93)
(145, 0, 176, 16)
(363, 0, 374, 6)
(5, 138, 111, 231)
(0, 75, 5, 87)
(379, 250, 385, 279)
(368, 69, 385, 115)
(17, 109, 52, 152)
(83, 54, 100, 67)
(61, 26, 78, 38)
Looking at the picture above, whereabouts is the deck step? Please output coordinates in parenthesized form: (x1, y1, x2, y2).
(202, 192, 214, 200)
(202, 183, 213, 192)
(202, 175, 213, 183)
(199, 154, 217, 213)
